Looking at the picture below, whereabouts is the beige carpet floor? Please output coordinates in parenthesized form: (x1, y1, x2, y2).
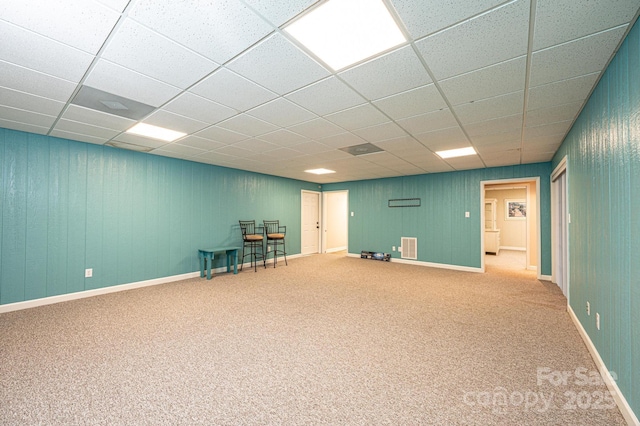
(0, 254, 626, 425)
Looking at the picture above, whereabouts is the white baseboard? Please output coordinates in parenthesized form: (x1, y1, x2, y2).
(499, 246, 526, 251)
(326, 246, 347, 253)
(0, 271, 199, 314)
(538, 274, 552, 281)
(0, 253, 308, 314)
(346, 253, 482, 273)
(567, 305, 639, 425)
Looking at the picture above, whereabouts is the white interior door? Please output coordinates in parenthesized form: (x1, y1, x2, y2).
(301, 191, 320, 255)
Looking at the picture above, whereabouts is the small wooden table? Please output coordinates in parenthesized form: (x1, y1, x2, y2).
(198, 247, 240, 280)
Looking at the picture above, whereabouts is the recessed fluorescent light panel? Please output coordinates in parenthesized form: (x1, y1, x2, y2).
(436, 147, 477, 159)
(126, 123, 186, 142)
(305, 168, 336, 175)
(284, 0, 406, 71)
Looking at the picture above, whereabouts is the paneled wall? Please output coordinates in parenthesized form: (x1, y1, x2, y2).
(552, 18, 640, 419)
(323, 163, 552, 274)
(0, 128, 318, 305)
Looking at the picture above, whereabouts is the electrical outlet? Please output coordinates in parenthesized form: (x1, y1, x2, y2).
(85, 268, 93, 278)
(596, 313, 600, 330)
(465, 211, 470, 218)
(351, 212, 354, 217)
(392, 246, 396, 251)
(587, 301, 590, 315)
(267, 246, 272, 252)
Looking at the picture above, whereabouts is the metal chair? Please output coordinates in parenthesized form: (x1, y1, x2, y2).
(239, 220, 266, 272)
(263, 220, 287, 268)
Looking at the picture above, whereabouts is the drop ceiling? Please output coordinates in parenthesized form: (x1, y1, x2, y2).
(1, 0, 638, 183)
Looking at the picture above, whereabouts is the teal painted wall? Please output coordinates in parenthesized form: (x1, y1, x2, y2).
(552, 18, 640, 418)
(0, 128, 318, 305)
(323, 163, 552, 275)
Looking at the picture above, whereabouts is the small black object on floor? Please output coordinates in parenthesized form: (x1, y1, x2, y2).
(361, 251, 391, 261)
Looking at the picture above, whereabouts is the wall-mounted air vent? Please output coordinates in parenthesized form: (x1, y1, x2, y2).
(401, 237, 417, 260)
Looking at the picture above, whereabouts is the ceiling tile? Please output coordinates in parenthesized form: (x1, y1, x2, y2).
(84, 59, 182, 107)
(521, 151, 555, 164)
(217, 114, 278, 137)
(471, 130, 522, 147)
(195, 125, 249, 144)
(153, 142, 207, 157)
(439, 56, 526, 105)
(101, 19, 219, 89)
(444, 155, 486, 170)
(454, 91, 524, 124)
(413, 126, 468, 150)
(533, 0, 639, 50)
(163, 93, 236, 125)
(113, 132, 169, 149)
(53, 118, 121, 140)
(524, 121, 572, 140)
(289, 141, 334, 155)
(397, 108, 458, 135)
(527, 73, 600, 110)
(530, 26, 627, 87)
(0, 86, 65, 116)
(324, 104, 389, 131)
(96, 0, 129, 13)
(525, 101, 583, 128)
(0, 118, 49, 135)
(375, 135, 427, 153)
(285, 76, 365, 116)
(416, 0, 529, 80)
(465, 114, 523, 138)
(0, 59, 77, 102)
(260, 147, 305, 160)
(483, 151, 522, 167)
(176, 135, 226, 151)
(243, 0, 317, 27)
(316, 132, 367, 149)
(227, 33, 329, 95)
(373, 84, 447, 121)
(190, 68, 277, 112)
(392, 0, 505, 39)
(49, 129, 107, 145)
(232, 138, 280, 152)
(144, 110, 210, 134)
(129, 0, 273, 64)
(61, 105, 135, 131)
(0, 105, 55, 128)
(352, 122, 407, 143)
(258, 129, 309, 147)
(0, 20, 94, 82)
(247, 98, 316, 127)
(288, 118, 347, 139)
(339, 46, 431, 100)
(475, 139, 521, 154)
(0, 0, 120, 54)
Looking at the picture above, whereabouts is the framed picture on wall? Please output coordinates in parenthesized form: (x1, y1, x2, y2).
(505, 199, 526, 220)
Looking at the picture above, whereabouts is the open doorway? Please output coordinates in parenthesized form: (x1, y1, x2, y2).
(322, 190, 348, 254)
(481, 178, 541, 278)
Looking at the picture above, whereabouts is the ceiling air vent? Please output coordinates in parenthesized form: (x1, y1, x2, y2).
(339, 143, 384, 156)
(400, 237, 417, 260)
(71, 85, 155, 120)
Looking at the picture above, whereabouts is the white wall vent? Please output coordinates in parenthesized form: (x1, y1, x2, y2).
(400, 237, 417, 260)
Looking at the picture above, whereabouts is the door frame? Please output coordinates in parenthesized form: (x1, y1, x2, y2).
(480, 177, 542, 278)
(301, 190, 321, 255)
(551, 156, 569, 302)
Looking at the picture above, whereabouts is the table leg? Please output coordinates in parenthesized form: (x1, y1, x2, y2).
(199, 251, 205, 278)
(233, 249, 238, 274)
(206, 253, 213, 280)
(226, 251, 232, 273)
